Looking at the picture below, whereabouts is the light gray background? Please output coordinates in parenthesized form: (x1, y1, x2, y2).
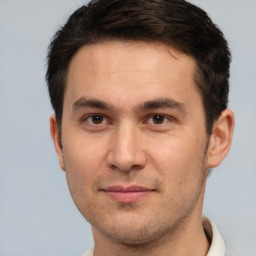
(0, 1, 255, 255)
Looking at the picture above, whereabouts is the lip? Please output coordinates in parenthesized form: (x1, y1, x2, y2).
(101, 185, 155, 203)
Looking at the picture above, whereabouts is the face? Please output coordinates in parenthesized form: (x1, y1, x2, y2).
(53, 41, 212, 245)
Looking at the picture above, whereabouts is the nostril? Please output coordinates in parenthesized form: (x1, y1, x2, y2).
(110, 163, 144, 173)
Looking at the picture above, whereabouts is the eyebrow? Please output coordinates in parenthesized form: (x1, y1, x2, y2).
(139, 98, 186, 113)
(72, 97, 186, 113)
(72, 97, 113, 111)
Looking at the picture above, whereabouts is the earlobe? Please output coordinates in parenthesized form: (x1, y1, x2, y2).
(50, 115, 65, 171)
(206, 109, 235, 169)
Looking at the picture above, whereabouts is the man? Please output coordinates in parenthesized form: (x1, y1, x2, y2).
(46, 0, 234, 255)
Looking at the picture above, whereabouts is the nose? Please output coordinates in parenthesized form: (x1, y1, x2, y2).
(106, 123, 146, 172)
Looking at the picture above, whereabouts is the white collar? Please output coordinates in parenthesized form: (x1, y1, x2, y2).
(203, 218, 225, 256)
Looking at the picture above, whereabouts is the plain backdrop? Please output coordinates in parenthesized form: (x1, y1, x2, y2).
(0, 1, 255, 255)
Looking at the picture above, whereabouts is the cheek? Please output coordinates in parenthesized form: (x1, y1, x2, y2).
(148, 136, 207, 214)
(147, 134, 206, 187)
(63, 147, 99, 217)
(62, 134, 108, 197)
(62, 129, 108, 171)
(148, 135, 200, 170)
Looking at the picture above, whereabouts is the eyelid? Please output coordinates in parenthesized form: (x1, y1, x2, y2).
(81, 114, 111, 125)
(79, 113, 175, 128)
(144, 114, 174, 124)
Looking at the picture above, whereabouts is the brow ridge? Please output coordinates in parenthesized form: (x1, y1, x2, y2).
(72, 97, 186, 113)
(72, 97, 112, 111)
(140, 98, 186, 113)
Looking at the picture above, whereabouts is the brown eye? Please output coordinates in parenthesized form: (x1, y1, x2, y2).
(92, 115, 104, 124)
(147, 115, 169, 125)
(86, 115, 106, 124)
(152, 115, 165, 124)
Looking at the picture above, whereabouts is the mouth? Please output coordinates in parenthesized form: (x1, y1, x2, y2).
(100, 185, 156, 203)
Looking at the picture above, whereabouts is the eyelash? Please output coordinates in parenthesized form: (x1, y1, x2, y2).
(81, 113, 173, 127)
(146, 115, 171, 125)
(81, 114, 111, 126)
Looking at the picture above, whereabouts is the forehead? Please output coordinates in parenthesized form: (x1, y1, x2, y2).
(67, 40, 196, 77)
(65, 40, 199, 108)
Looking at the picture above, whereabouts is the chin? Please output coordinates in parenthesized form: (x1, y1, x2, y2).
(93, 216, 178, 248)
(106, 230, 160, 246)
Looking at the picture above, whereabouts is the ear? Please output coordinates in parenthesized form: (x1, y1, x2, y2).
(50, 114, 65, 170)
(206, 109, 235, 169)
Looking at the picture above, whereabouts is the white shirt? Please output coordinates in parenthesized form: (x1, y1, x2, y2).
(82, 218, 225, 256)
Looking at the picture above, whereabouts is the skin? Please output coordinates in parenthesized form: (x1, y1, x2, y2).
(50, 41, 234, 256)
